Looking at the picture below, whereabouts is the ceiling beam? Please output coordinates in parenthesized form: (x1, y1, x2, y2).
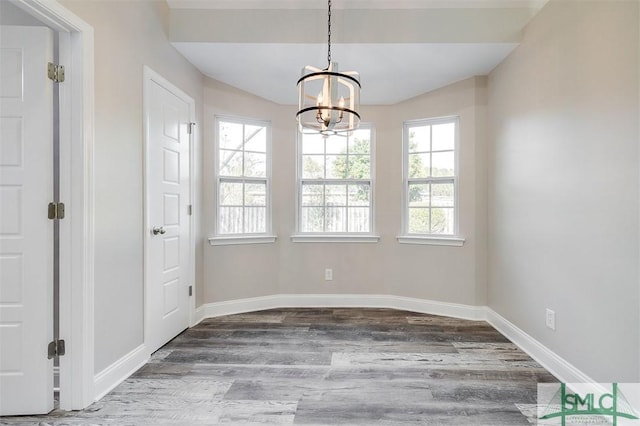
(169, 8, 538, 44)
(167, 0, 548, 11)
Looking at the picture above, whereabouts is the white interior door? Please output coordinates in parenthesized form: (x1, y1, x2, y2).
(145, 69, 191, 354)
(0, 25, 54, 416)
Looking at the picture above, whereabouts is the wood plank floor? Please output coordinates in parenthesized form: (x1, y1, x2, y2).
(2, 308, 557, 425)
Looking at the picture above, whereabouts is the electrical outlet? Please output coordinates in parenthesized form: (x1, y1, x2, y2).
(325, 268, 333, 281)
(546, 308, 556, 331)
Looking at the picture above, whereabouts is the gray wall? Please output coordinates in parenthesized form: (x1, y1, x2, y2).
(58, 0, 204, 374)
(487, 0, 639, 382)
(202, 76, 488, 307)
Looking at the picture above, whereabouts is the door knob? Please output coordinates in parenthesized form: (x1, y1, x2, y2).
(152, 226, 166, 235)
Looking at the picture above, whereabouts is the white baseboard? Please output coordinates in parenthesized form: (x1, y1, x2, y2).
(197, 294, 285, 321)
(486, 308, 596, 384)
(197, 293, 487, 322)
(93, 344, 148, 401)
(193, 304, 206, 326)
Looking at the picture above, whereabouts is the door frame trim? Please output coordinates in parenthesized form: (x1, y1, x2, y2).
(142, 65, 196, 356)
(12, 0, 96, 410)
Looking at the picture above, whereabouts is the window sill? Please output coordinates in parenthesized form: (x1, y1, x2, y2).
(290, 234, 381, 243)
(396, 235, 465, 247)
(208, 235, 277, 246)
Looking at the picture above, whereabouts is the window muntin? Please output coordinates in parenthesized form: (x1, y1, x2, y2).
(298, 127, 374, 234)
(216, 117, 271, 235)
(404, 117, 458, 236)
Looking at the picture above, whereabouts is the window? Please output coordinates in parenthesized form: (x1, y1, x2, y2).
(297, 127, 375, 236)
(214, 116, 271, 238)
(402, 117, 460, 241)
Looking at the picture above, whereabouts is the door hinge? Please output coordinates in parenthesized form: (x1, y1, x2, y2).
(47, 62, 65, 83)
(187, 204, 193, 216)
(189, 285, 193, 297)
(187, 122, 195, 135)
(48, 339, 66, 359)
(48, 202, 65, 220)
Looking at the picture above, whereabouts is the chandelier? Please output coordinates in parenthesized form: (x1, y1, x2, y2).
(296, 0, 361, 135)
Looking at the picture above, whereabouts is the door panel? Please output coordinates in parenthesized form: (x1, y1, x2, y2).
(146, 74, 191, 354)
(0, 26, 54, 416)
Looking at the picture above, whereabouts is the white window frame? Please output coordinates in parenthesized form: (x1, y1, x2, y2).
(292, 125, 379, 243)
(398, 116, 465, 247)
(209, 115, 276, 246)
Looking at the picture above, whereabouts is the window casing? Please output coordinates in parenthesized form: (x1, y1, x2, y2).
(402, 117, 459, 237)
(297, 126, 374, 235)
(215, 116, 271, 236)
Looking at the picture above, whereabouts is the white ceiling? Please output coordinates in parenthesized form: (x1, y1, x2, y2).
(174, 42, 517, 105)
(168, 1, 547, 105)
(167, 0, 548, 10)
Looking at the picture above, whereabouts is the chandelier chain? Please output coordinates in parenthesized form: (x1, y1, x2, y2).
(327, 0, 332, 65)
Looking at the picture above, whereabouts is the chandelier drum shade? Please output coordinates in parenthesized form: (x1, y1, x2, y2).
(297, 63, 360, 135)
(296, 0, 361, 135)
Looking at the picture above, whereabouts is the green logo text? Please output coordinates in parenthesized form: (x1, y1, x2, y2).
(540, 383, 639, 426)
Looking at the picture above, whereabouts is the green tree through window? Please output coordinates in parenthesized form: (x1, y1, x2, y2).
(404, 118, 458, 236)
(299, 128, 373, 233)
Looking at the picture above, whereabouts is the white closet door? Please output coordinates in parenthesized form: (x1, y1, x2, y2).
(0, 25, 55, 416)
(145, 70, 191, 354)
